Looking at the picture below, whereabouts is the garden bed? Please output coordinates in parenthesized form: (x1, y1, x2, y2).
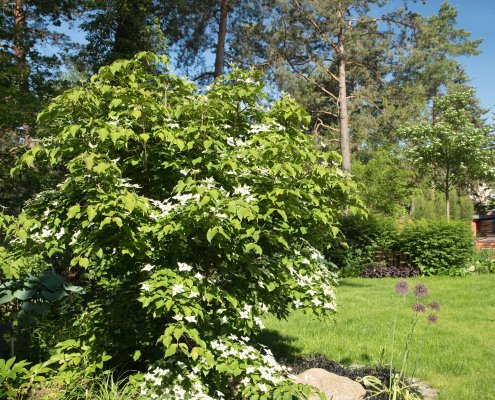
(282, 354, 434, 400)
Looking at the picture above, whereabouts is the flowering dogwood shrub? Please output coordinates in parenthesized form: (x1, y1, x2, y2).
(7, 53, 361, 398)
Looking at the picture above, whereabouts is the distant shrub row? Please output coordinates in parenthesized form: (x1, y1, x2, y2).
(327, 215, 476, 277)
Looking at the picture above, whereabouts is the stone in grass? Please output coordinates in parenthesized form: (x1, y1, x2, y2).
(295, 368, 366, 400)
(411, 378, 439, 400)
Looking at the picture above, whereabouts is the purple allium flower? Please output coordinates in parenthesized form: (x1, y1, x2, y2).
(427, 300, 440, 312)
(412, 302, 426, 313)
(413, 283, 429, 299)
(395, 280, 409, 296)
(427, 314, 438, 324)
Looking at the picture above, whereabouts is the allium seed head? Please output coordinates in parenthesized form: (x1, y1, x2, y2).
(427, 314, 438, 324)
(413, 283, 429, 299)
(412, 302, 426, 313)
(427, 300, 440, 312)
(395, 280, 409, 296)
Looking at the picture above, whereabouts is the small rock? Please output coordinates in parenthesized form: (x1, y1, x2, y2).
(295, 368, 366, 400)
(411, 378, 439, 400)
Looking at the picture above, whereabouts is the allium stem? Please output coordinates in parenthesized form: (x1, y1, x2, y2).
(411, 322, 429, 380)
(400, 313, 418, 379)
(388, 293, 406, 397)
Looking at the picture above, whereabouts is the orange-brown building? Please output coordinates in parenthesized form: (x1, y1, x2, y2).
(472, 210, 495, 250)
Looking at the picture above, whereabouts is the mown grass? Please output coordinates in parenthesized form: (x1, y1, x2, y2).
(262, 275, 495, 400)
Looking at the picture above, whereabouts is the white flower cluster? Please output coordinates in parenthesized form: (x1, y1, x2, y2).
(289, 248, 337, 312)
(238, 303, 265, 329)
(233, 184, 255, 202)
(140, 361, 220, 400)
(226, 136, 248, 147)
(210, 337, 289, 392)
(117, 178, 141, 189)
(140, 338, 300, 400)
(248, 124, 270, 134)
(148, 199, 177, 219)
(148, 191, 201, 220)
(29, 224, 66, 244)
(174, 192, 201, 206)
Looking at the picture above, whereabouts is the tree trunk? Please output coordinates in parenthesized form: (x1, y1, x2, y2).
(445, 190, 450, 220)
(112, 1, 146, 63)
(214, 0, 229, 78)
(13, 0, 34, 148)
(337, 29, 351, 172)
(445, 164, 450, 220)
(13, 0, 28, 78)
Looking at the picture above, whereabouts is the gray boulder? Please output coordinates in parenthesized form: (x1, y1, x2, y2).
(294, 368, 366, 400)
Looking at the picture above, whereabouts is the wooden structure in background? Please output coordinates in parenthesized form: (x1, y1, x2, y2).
(472, 211, 495, 250)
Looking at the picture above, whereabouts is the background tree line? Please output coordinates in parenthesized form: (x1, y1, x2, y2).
(1, 0, 494, 218)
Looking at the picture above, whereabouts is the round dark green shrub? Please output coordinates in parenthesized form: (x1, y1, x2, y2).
(397, 219, 474, 275)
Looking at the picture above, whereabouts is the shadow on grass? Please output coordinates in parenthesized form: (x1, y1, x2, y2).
(338, 280, 372, 288)
(256, 329, 302, 360)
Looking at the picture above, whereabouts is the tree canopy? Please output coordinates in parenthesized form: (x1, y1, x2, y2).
(401, 91, 494, 219)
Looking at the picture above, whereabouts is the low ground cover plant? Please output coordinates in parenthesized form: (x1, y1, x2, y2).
(0, 53, 361, 398)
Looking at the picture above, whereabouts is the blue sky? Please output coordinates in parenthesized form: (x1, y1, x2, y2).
(55, 0, 494, 120)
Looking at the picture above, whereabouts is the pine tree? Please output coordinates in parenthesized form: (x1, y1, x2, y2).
(0, 0, 76, 213)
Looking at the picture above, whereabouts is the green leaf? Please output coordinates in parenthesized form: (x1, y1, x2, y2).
(164, 344, 177, 358)
(276, 209, 288, 221)
(122, 194, 136, 212)
(67, 205, 81, 219)
(331, 226, 340, 237)
(277, 236, 289, 248)
(23, 153, 35, 166)
(244, 242, 262, 254)
(132, 350, 141, 361)
(41, 290, 66, 301)
(68, 124, 81, 137)
(0, 292, 15, 305)
(111, 98, 123, 108)
(110, 131, 122, 144)
(97, 127, 109, 141)
(16, 229, 27, 242)
(178, 342, 189, 355)
(190, 347, 200, 361)
(13, 289, 37, 301)
(87, 206, 97, 221)
(206, 227, 218, 243)
(79, 258, 90, 268)
(93, 162, 110, 173)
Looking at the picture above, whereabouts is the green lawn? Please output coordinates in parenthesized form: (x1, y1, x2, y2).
(262, 275, 495, 400)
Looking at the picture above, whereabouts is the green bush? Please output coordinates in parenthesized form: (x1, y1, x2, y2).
(327, 213, 398, 277)
(397, 219, 474, 275)
(1, 53, 361, 399)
